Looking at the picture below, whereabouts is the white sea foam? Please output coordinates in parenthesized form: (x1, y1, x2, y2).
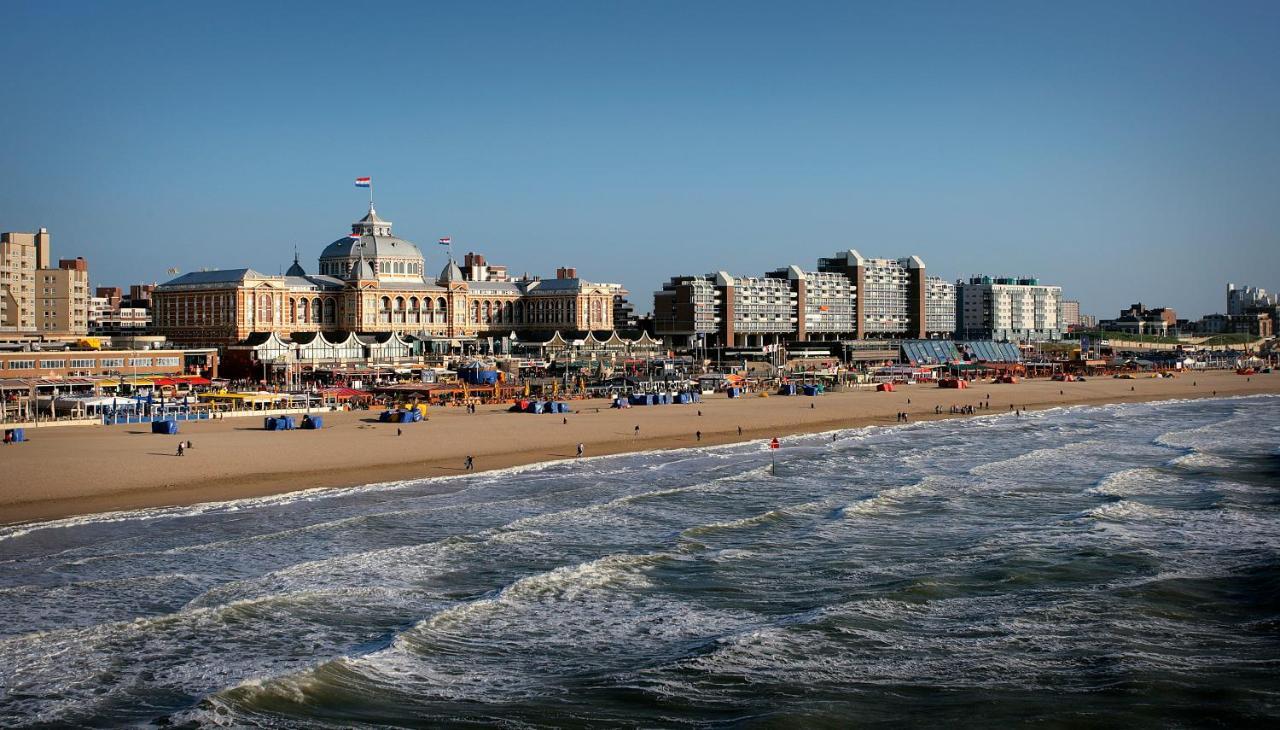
(1082, 499, 1181, 522)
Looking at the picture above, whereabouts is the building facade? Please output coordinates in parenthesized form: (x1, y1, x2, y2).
(2, 229, 90, 338)
(924, 276, 956, 338)
(1227, 283, 1278, 315)
(816, 251, 926, 338)
(1099, 303, 1178, 337)
(152, 205, 625, 348)
(0, 348, 216, 379)
(956, 276, 1063, 341)
(654, 250, 933, 348)
(1060, 300, 1082, 329)
(1, 229, 51, 334)
(37, 258, 90, 336)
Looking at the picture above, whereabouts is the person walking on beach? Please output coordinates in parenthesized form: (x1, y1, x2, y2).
(577, 443, 584, 458)
(563, 417, 567, 425)
(464, 455, 474, 471)
(634, 425, 640, 436)
(737, 425, 743, 436)
(176, 442, 185, 457)
(696, 430, 702, 442)
(397, 427, 402, 437)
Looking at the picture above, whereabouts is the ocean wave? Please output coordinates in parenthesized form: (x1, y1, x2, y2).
(839, 475, 952, 517)
(1082, 499, 1182, 522)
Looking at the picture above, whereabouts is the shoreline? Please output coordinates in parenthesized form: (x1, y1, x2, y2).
(3, 370, 1277, 526)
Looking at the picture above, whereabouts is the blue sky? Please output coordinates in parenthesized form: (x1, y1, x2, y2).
(1, 1, 1277, 319)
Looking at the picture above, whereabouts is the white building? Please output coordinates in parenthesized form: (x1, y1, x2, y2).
(1227, 283, 1278, 315)
(924, 276, 955, 337)
(956, 276, 1062, 342)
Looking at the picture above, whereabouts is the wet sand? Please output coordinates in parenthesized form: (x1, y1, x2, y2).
(2, 369, 1276, 524)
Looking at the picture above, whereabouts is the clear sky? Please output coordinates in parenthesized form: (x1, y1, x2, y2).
(2, 0, 1277, 319)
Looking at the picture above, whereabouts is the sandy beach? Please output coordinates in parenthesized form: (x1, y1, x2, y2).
(2, 369, 1276, 524)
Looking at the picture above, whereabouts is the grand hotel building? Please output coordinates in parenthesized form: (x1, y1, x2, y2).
(153, 206, 625, 348)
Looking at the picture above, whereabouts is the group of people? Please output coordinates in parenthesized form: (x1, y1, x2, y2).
(895, 411, 910, 422)
(175, 439, 193, 456)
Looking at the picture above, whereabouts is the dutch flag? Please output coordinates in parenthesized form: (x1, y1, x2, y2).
(438, 237, 451, 246)
(354, 177, 371, 187)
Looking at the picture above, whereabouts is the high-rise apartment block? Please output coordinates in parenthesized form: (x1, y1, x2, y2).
(1227, 283, 1278, 315)
(1, 228, 51, 333)
(1, 228, 90, 337)
(653, 250, 945, 349)
(1060, 300, 1082, 329)
(815, 251, 927, 338)
(925, 276, 956, 337)
(956, 276, 1062, 341)
(38, 258, 90, 336)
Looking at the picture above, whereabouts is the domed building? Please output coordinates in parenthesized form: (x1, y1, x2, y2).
(153, 205, 629, 358)
(317, 205, 426, 283)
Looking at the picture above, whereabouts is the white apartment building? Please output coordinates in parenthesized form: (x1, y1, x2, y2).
(1227, 283, 1278, 315)
(727, 273, 795, 335)
(924, 276, 956, 337)
(858, 255, 919, 335)
(956, 276, 1062, 341)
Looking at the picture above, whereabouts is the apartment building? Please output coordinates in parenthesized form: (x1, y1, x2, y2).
(37, 258, 90, 336)
(654, 250, 933, 348)
(2, 229, 90, 338)
(1061, 300, 1082, 329)
(1, 228, 51, 333)
(956, 276, 1062, 341)
(1227, 283, 1278, 315)
(815, 251, 926, 338)
(924, 276, 956, 337)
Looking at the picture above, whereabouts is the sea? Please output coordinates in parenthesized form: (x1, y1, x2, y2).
(1, 396, 1278, 728)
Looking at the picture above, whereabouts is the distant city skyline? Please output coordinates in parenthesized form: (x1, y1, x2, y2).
(2, 1, 1278, 319)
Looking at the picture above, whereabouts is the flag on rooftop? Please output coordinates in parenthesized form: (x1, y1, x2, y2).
(438, 237, 451, 246)
(354, 177, 371, 187)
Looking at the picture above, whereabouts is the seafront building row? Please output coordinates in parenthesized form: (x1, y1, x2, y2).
(150, 206, 626, 353)
(653, 252, 1064, 349)
(2, 203, 1275, 397)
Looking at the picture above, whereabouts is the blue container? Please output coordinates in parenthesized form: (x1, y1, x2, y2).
(5, 428, 25, 443)
(379, 410, 393, 422)
(727, 387, 740, 398)
(280, 416, 296, 430)
(301, 415, 323, 429)
(531, 402, 545, 414)
(152, 419, 179, 435)
(802, 385, 820, 396)
(779, 384, 797, 396)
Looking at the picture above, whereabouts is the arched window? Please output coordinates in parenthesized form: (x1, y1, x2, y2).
(502, 301, 513, 324)
(472, 300, 481, 323)
(515, 300, 524, 323)
(380, 296, 392, 324)
(311, 298, 322, 323)
(409, 297, 420, 324)
(484, 301, 492, 324)
(257, 292, 273, 325)
(323, 298, 336, 324)
(394, 296, 405, 324)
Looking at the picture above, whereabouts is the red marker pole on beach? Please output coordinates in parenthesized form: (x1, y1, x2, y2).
(769, 437, 780, 475)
